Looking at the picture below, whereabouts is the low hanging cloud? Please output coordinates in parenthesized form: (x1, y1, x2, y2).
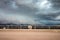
(0, 0, 60, 25)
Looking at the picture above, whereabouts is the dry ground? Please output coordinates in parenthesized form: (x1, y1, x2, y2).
(0, 29, 60, 40)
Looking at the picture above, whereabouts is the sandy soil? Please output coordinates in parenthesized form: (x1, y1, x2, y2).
(0, 29, 60, 40)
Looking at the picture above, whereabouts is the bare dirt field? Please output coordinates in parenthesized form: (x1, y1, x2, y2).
(0, 29, 60, 40)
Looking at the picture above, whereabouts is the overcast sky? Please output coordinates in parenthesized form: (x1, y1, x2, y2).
(0, 0, 60, 25)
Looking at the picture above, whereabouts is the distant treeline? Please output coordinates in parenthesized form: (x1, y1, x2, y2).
(0, 25, 60, 29)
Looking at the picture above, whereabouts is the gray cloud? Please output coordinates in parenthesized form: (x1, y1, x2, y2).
(0, 0, 60, 25)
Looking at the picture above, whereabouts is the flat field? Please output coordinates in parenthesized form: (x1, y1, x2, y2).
(0, 29, 60, 40)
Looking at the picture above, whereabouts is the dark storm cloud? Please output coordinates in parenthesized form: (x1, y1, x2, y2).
(33, 0, 60, 25)
(0, 0, 37, 24)
(48, 0, 60, 9)
(0, 0, 60, 25)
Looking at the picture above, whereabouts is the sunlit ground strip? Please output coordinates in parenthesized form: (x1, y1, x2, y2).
(0, 29, 60, 32)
